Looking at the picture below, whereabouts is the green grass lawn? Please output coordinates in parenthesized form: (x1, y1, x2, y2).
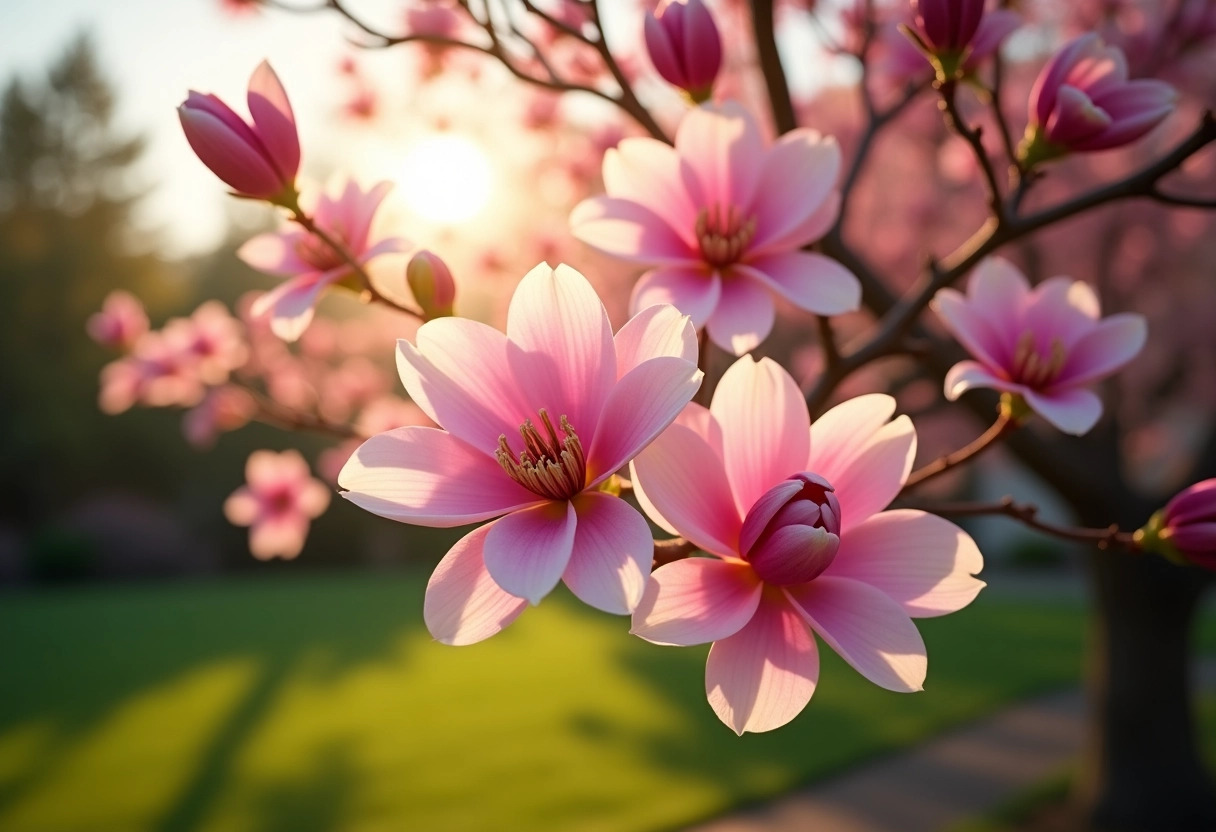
(0, 572, 1207, 832)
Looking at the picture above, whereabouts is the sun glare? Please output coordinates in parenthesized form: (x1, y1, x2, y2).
(396, 133, 495, 224)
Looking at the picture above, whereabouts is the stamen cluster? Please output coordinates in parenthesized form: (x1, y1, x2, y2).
(496, 409, 586, 500)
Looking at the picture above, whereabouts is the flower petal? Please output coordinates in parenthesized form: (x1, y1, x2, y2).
(738, 251, 861, 316)
(603, 138, 700, 248)
(506, 263, 616, 441)
(631, 557, 762, 646)
(570, 197, 698, 265)
(785, 575, 927, 692)
(630, 423, 741, 557)
(807, 395, 915, 530)
(704, 275, 776, 355)
(1023, 387, 1103, 435)
(931, 288, 1008, 371)
(748, 130, 840, 251)
(238, 231, 311, 276)
(586, 355, 703, 482)
(631, 266, 721, 327)
(338, 426, 543, 526)
(675, 102, 765, 211)
(252, 275, 330, 343)
(563, 492, 656, 614)
(944, 360, 1014, 400)
(483, 500, 577, 605)
(1058, 313, 1146, 387)
(424, 523, 528, 645)
(826, 510, 985, 617)
(713, 355, 811, 517)
(706, 591, 819, 734)
(613, 302, 698, 380)
(246, 61, 300, 182)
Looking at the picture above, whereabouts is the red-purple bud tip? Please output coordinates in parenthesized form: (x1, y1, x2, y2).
(178, 61, 301, 203)
(740, 472, 842, 586)
(643, 0, 722, 103)
(1141, 479, 1216, 570)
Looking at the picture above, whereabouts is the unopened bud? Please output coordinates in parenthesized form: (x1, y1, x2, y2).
(740, 472, 842, 586)
(406, 250, 456, 320)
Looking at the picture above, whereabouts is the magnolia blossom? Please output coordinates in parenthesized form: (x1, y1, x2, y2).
(339, 263, 703, 644)
(162, 301, 248, 385)
(238, 178, 407, 341)
(87, 290, 148, 350)
(99, 332, 206, 415)
(224, 449, 331, 559)
(932, 258, 1147, 435)
(630, 356, 984, 734)
(643, 0, 723, 101)
(178, 61, 299, 201)
(571, 103, 860, 355)
(183, 385, 257, 449)
(1021, 34, 1176, 163)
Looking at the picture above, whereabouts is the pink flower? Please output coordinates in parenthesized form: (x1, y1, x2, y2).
(87, 290, 148, 351)
(238, 178, 407, 341)
(571, 103, 860, 355)
(98, 332, 205, 415)
(339, 263, 703, 643)
(1141, 479, 1216, 570)
(644, 0, 723, 102)
(162, 301, 249, 385)
(178, 61, 300, 202)
(224, 449, 331, 560)
(931, 257, 1147, 435)
(629, 356, 984, 734)
(183, 385, 257, 449)
(1020, 34, 1176, 164)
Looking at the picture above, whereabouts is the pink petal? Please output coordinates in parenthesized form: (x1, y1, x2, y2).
(396, 319, 534, 452)
(785, 575, 927, 692)
(631, 266, 721, 327)
(483, 500, 577, 604)
(944, 360, 1015, 400)
(613, 303, 698, 379)
(712, 355, 810, 517)
(704, 275, 776, 355)
(424, 523, 528, 645)
(570, 197, 699, 265)
(747, 130, 840, 252)
(826, 510, 985, 617)
(249, 514, 309, 560)
(586, 355, 703, 482)
(674, 401, 724, 456)
(506, 263, 617, 441)
(632, 557, 762, 646)
(807, 395, 915, 530)
(297, 480, 332, 518)
(931, 288, 1008, 371)
(562, 492, 654, 614)
(630, 423, 742, 557)
(706, 591, 819, 734)
(603, 138, 699, 248)
(1023, 387, 1103, 435)
(964, 257, 1032, 353)
(251, 274, 329, 343)
(223, 488, 260, 526)
(751, 192, 840, 259)
(237, 232, 311, 276)
(1058, 313, 1146, 387)
(246, 61, 300, 182)
(338, 426, 543, 526)
(177, 104, 283, 198)
(737, 251, 861, 315)
(674, 102, 765, 211)
(1023, 276, 1101, 347)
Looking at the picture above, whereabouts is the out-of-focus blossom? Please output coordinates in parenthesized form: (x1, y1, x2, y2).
(317, 396, 433, 485)
(224, 449, 331, 560)
(931, 257, 1147, 435)
(902, 0, 1019, 79)
(318, 357, 391, 424)
(643, 0, 723, 102)
(406, 250, 456, 319)
(339, 263, 702, 644)
(1019, 34, 1176, 165)
(183, 385, 257, 449)
(99, 332, 206, 415)
(178, 61, 300, 203)
(163, 301, 249, 385)
(629, 356, 984, 734)
(238, 178, 407, 341)
(572, 103, 859, 355)
(1138, 479, 1216, 570)
(220, 0, 261, 15)
(87, 290, 148, 351)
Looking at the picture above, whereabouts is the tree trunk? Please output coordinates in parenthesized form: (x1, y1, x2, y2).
(1076, 540, 1216, 831)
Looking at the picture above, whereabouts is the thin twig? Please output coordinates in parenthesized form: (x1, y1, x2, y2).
(909, 496, 1138, 551)
(901, 410, 1017, 491)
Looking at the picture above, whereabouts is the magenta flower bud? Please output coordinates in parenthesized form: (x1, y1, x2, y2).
(178, 61, 301, 203)
(911, 0, 985, 54)
(643, 0, 722, 103)
(1019, 34, 1176, 166)
(739, 472, 842, 586)
(406, 250, 456, 319)
(1140, 479, 1216, 570)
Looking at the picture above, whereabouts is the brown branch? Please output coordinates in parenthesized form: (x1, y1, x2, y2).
(239, 383, 364, 440)
(654, 537, 699, 567)
(750, 0, 797, 134)
(909, 496, 1139, 551)
(901, 409, 1018, 491)
(938, 78, 1005, 221)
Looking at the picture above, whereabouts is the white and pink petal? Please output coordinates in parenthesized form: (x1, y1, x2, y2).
(424, 523, 529, 645)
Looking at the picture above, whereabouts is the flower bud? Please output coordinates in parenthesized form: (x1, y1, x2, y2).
(406, 250, 456, 319)
(178, 61, 301, 203)
(87, 290, 149, 351)
(740, 472, 841, 586)
(643, 0, 722, 104)
(1137, 479, 1216, 570)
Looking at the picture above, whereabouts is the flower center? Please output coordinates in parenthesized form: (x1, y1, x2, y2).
(695, 203, 757, 267)
(742, 472, 842, 586)
(295, 225, 348, 272)
(495, 409, 586, 501)
(1010, 331, 1067, 388)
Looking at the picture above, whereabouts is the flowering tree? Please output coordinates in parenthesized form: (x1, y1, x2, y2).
(92, 0, 1216, 828)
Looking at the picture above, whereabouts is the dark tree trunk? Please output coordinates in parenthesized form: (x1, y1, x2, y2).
(1075, 517, 1216, 831)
